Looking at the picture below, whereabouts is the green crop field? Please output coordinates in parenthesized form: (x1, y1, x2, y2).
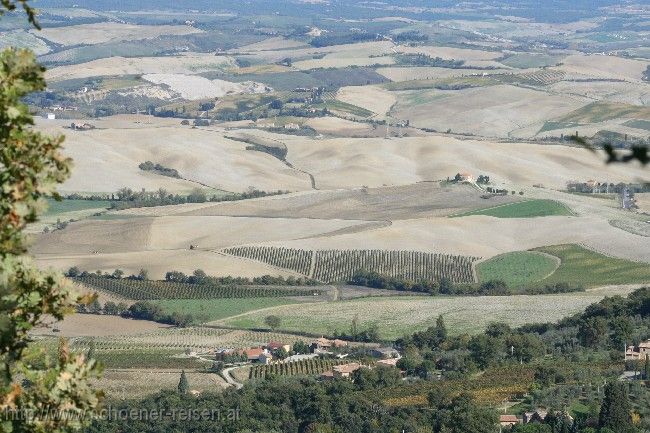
(44, 199, 112, 217)
(476, 251, 559, 287)
(534, 244, 650, 288)
(453, 199, 573, 218)
(154, 298, 298, 322)
(220, 286, 636, 339)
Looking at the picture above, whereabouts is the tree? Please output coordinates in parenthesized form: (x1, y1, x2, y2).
(0, 17, 101, 430)
(435, 315, 448, 342)
(178, 370, 189, 395)
(578, 317, 607, 347)
(264, 315, 281, 331)
(599, 382, 634, 433)
(88, 298, 102, 314)
(66, 266, 80, 277)
(293, 340, 309, 354)
(645, 354, 649, 380)
(137, 268, 148, 280)
(103, 301, 118, 315)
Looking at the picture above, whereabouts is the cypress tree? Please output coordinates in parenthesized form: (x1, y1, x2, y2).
(645, 355, 649, 380)
(598, 382, 633, 433)
(178, 370, 189, 395)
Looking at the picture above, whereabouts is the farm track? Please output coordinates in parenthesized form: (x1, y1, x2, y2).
(221, 366, 244, 389)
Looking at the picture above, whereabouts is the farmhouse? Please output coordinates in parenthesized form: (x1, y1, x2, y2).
(311, 337, 348, 353)
(625, 339, 650, 361)
(70, 122, 96, 131)
(266, 341, 292, 352)
(499, 415, 520, 427)
(455, 172, 474, 182)
(321, 362, 362, 380)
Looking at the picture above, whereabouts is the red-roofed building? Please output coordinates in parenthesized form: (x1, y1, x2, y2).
(499, 415, 520, 427)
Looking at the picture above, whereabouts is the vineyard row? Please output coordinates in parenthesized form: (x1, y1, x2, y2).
(222, 247, 479, 284)
(74, 276, 322, 300)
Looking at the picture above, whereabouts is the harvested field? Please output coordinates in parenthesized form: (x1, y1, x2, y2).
(395, 44, 502, 61)
(175, 183, 521, 220)
(554, 101, 650, 124)
(276, 134, 648, 190)
(32, 314, 168, 338)
(34, 249, 303, 280)
(33, 22, 202, 46)
(93, 369, 227, 399)
(558, 54, 649, 82)
(636, 193, 650, 213)
(52, 125, 312, 193)
(391, 84, 590, 137)
(46, 54, 235, 81)
(293, 54, 395, 70)
(336, 85, 396, 118)
(304, 117, 384, 137)
(269, 215, 650, 263)
(33, 215, 365, 254)
(548, 81, 650, 106)
(236, 37, 308, 51)
(0, 30, 51, 55)
(222, 286, 638, 339)
(376, 66, 510, 82)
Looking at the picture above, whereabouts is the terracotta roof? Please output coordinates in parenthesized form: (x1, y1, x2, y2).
(499, 415, 518, 422)
(377, 358, 399, 367)
(244, 348, 264, 359)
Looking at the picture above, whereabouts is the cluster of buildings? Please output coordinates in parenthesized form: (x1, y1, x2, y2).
(624, 339, 650, 361)
(69, 122, 96, 131)
(499, 409, 572, 428)
(214, 341, 293, 365)
(213, 337, 401, 375)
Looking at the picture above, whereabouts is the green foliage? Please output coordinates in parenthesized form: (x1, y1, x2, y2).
(454, 199, 573, 218)
(533, 244, 650, 288)
(177, 370, 189, 395)
(598, 382, 634, 433)
(74, 275, 321, 300)
(264, 315, 282, 331)
(0, 18, 100, 433)
(477, 251, 559, 287)
(152, 298, 296, 323)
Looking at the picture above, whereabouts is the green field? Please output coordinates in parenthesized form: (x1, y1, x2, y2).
(221, 286, 636, 339)
(499, 53, 564, 69)
(534, 244, 650, 288)
(44, 199, 112, 217)
(477, 251, 559, 287)
(453, 199, 573, 218)
(154, 298, 297, 322)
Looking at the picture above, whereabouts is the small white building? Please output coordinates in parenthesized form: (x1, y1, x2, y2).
(46, 113, 56, 120)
